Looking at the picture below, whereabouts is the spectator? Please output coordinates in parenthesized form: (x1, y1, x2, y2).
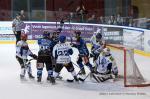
(76, 5, 87, 22)
(99, 16, 105, 24)
(116, 13, 122, 25)
(129, 18, 134, 27)
(87, 14, 97, 23)
(20, 10, 29, 21)
(20, 10, 25, 20)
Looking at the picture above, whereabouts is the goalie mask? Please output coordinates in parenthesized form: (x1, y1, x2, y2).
(103, 48, 110, 56)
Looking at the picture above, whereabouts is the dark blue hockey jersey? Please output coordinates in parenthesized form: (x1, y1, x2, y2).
(72, 37, 89, 56)
(38, 38, 55, 56)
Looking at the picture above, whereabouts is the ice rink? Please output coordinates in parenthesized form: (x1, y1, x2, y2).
(0, 43, 150, 99)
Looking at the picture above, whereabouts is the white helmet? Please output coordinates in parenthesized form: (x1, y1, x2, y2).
(103, 48, 110, 55)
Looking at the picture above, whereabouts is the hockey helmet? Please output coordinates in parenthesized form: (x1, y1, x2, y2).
(51, 32, 58, 39)
(21, 33, 27, 41)
(59, 35, 66, 43)
(16, 13, 21, 17)
(74, 30, 81, 37)
(96, 33, 102, 40)
(103, 48, 110, 55)
(43, 31, 50, 38)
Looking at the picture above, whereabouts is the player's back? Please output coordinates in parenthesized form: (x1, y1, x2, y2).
(53, 42, 72, 64)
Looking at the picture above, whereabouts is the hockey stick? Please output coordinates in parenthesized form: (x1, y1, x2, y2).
(72, 61, 80, 68)
(66, 67, 83, 82)
(78, 72, 90, 82)
(23, 59, 35, 66)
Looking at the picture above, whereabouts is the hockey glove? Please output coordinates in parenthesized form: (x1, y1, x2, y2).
(30, 54, 38, 60)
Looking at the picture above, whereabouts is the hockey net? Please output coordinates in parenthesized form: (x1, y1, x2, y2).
(107, 44, 150, 87)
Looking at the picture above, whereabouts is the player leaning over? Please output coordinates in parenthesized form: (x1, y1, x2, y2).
(36, 31, 55, 82)
(52, 35, 79, 84)
(72, 31, 93, 75)
(16, 33, 37, 79)
(90, 30, 105, 63)
(90, 48, 118, 82)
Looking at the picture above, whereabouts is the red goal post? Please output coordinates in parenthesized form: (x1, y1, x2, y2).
(107, 44, 150, 87)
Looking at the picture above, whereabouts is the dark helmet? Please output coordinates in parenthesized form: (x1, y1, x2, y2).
(59, 35, 66, 43)
(21, 33, 27, 41)
(52, 31, 59, 38)
(96, 33, 102, 40)
(74, 30, 81, 37)
(16, 13, 21, 17)
(43, 31, 50, 38)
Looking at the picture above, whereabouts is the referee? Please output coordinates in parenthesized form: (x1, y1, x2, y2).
(12, 13, 24, 44)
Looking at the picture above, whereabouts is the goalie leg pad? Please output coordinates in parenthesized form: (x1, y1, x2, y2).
(92, 73, 113, 82)
(92, 73, 101, 83)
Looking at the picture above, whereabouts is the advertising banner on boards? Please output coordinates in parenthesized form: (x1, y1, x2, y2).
(102, 27, 123, 44)
(22, 22, 100, 42)
(1, 21, 150, 53)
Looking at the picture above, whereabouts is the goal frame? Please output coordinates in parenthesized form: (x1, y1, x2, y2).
(107, 44, 150, 87)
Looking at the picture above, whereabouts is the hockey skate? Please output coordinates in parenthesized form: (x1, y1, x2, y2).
(47, 76, 50, 81)
(48, 76, 55, 84)
(79, 68, 86, 75)
(20, 68, 26, 80)
(20, 74, 25, 79)
(56, 75, 63, 80)
(37, 76, 42, 82)
(28, 73, 35, 79)
(74, 76, 79, 82)
(67, 76, 79, 83)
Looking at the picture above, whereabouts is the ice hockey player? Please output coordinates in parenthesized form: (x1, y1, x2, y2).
(50, 31, 63, 79)
(16, 33, 37, 79)
(52, 35, 79, 84)
(90, 30, 105, 62)
(90, 47, 118, 82)
(36, 31, 55, 82)
(72, 31, 93, 75)
(52, 31, 60, 44)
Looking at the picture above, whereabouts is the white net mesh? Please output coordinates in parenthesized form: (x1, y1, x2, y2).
(108, 44, 150, 87)
(125, 48, 145, 86)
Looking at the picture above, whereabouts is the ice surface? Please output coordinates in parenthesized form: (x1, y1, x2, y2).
(0, 44, 150, 99)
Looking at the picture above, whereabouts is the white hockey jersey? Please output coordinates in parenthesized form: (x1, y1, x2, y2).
(90, 33, 105, 54)
(53, 42, 72, 64)
(16, 40, 32, 59)
(95, 53, 118, 74)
